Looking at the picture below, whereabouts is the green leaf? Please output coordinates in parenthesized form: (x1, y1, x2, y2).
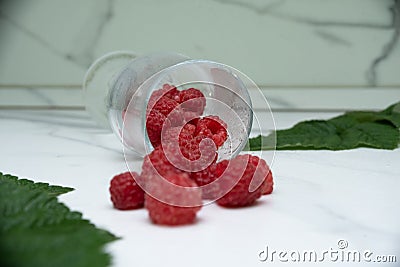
(246, 101, 400, 151)
(379, 101, 400, 128)
(339, 122, 399, 149)
(392, 103, 400, 114)
(0, 172, 118, 267)
(381, 101, 400, 114)
(0, 173, 74, 197)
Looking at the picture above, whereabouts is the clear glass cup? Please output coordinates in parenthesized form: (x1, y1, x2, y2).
(83, 51, 276, 206)
(83, 51, 266, 160)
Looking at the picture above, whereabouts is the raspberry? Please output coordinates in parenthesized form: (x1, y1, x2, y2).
(147, 89, 164, 110)
(215, 155, 271, 207)
(142, 141, 216, 177)
(190, 163, 217, 186)
(161, 123, 196, 147)
(183, 111, 201, 123)
(141, 145, 181, 180)
(145, 172, 202, 225)
(195, 116, 228, 147)
(178, 88, 206, 115)
(109, 172, 145, 210)
(149, 96, 183, 126)
(146, 109, 170, 148)
(148, 84, 180, 108)
(152, 97, 178, 116)
(146, 86, 220, 150)
(168, 116, 228, 152)
(162, 83, 180, 101)
(190, 163, 220, 199)
(160, 123, 218, 169)
(146, 85, 196, 148)
(262, 170, 274, 195)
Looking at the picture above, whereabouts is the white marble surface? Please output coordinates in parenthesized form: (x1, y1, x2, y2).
(0, 0, 399, 110)
(0, 109, 399, 266)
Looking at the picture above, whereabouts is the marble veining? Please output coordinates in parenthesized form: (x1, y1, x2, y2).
(313, 29, 352, 47)
(367, 0, 400, 85)
(66, 0, 114, 67)
(215, 0, 400, 86)
(0, 110, 130, 155)
(0, 0, 114, 69)
(22, 87, 56, 106)
(48, 129, 123, 155)
(0, 1, 399, 111)
(213, 0, 394, 28)
(0, 9, 78, 67)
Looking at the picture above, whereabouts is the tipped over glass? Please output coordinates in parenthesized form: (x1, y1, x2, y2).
(83, 51, 272, 160)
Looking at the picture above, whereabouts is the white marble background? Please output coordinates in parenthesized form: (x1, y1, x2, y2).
(1, 109, 399, 267)
(0, 0, 399, 110)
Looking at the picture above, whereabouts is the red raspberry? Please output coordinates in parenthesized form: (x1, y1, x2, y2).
(147, 86, 199, 148)
(145, 172, 202, 225)
(142, 142, 216, 176)
(150, 96, 183, 126)
(109, 172, 145, 210)
(147, 89, 164, 110)
(183, 122, 197, 135)
(190, 163, 217, 186)
(148, 84, 180, 108)
(150, 96, 177, 116)
(141, 145, 180, 179)
(161, 123, 217, 163)
(195, 116, 228, 147)
(183, 111, 201, 123)
(146, 86, 218, 150)
(178, 88, 206, 115)
(181, 137, 218, 171)
(161, 123, 196, 147)
(262, 170, 274, 195)
(180, 137, 201, 160)
(190, 163, 219, 199)
(215, 155, 271, 207)
(162, 83, 180, 101)
(146, 109, 170, 148)
(168, 116, 227, 152)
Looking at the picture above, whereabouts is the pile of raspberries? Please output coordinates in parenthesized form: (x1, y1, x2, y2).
(109, 84, 274, 226)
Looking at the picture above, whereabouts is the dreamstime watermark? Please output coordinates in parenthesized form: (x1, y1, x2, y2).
(258, 240, 397, 264)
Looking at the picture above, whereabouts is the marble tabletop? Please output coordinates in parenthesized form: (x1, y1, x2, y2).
(0, 109, 399, 266)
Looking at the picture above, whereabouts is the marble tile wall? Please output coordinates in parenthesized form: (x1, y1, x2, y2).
(0, 0, 399, 110)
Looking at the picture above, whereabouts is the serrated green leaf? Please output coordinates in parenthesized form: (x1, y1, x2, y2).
(0, 221, 116, 267)
(0, 172, 117, 267)
(344, 110, 400, 128)
(0, 173, 74, 196)
(245, 101, 400, 151)
(275, 120, 342, 150)
(392, 103, 400, 114)
(381, 101, 400, 114)
(340, 122, 399, 149)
